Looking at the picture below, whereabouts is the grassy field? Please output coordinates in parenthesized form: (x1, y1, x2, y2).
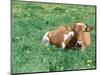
(11, 1, 96, 74)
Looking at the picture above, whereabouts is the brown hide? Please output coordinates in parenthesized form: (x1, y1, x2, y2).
(48, 26, 71, 47)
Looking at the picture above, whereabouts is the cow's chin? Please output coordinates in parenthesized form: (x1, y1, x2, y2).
(76, 40, 83, 47)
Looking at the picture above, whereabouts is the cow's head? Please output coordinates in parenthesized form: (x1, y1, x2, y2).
(73, 22, 93, 47)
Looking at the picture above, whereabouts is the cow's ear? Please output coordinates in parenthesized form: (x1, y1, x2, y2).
(71, 26, 74, 31)
(85, 26, 93, 32)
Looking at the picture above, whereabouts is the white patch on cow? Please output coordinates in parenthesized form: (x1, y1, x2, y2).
(64, 31, 74, 41)
(61, 42, 65, 49)
(42, 31, 50, 46)
(64, 34, 68, 41)
(69, 31, 74, 36)
(77, 40, 83, 45)
(63, 31, 74, 49)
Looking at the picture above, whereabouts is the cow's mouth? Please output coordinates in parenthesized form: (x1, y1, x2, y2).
(76, 41, 83, 47)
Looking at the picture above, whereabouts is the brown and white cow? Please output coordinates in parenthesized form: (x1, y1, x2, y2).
(42, 22, 93, 51)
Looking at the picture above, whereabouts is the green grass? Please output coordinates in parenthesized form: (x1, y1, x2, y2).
(11, 1, 96, 74)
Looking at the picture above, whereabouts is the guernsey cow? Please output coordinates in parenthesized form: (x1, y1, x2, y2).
(42, 22, 93, 51)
